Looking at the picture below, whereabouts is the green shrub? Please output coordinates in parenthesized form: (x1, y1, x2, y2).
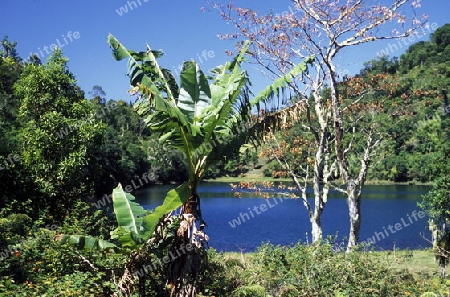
(0, 213, 32, 247)
(0, 226, 122, 296)
(226, 242, 434, 297)
(59, 200, 114, 238)
(0, 271, 110, 296)
(197, 248, 239, 296)
(263, 160, 284, 177)
(231, 284, 267, 297)
(278, 284, 300, 297)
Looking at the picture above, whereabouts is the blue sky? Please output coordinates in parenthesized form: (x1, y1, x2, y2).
(1, 0, 449, 101)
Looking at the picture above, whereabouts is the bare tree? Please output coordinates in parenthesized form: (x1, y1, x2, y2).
(215, 0, 426, 250)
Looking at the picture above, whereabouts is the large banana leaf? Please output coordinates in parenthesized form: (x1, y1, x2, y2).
(58, 181, 189, 250)
(108, 34, 175, 102)
(59, 235, 116, 251)
(250, 55, 315, 108)
(141, 182, 191, 239)
(110, 226, 144, 248)
(209, 40, 250, 105)
(150, 61, 212, 160)
(205, 41, 252, 141)
(178, 61, 211, 123)
(110, 183, 148, 247)
(112, 183, 146, 234)
(109, 182, 190, 249)
(109, 35, 198, 158)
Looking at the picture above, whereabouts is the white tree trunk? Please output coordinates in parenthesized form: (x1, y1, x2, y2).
(346, 187, 361, 251)
(310, 211, 323, 243)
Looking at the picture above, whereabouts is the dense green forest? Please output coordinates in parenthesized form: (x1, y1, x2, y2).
(0, 23, 449, 296)
(359, 23, 449, 182)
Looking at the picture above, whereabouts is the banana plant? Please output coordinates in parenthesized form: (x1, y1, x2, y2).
(108, 34, 313, 239)
(107, 34, 313, 295)
(58, 37, 312, 250)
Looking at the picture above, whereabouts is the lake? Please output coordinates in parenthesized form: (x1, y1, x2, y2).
(134, 182, 432, 252)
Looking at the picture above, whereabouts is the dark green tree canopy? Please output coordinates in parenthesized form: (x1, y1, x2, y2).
(431, 23, 450, 52)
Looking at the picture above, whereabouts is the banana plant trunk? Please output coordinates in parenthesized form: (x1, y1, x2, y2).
(169, 190, 208, 297)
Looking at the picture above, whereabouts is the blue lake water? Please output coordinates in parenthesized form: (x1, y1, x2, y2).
(134, 182, 432, 252)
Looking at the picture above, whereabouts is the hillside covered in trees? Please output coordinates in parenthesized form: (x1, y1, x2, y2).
(261, 23, 450, 183)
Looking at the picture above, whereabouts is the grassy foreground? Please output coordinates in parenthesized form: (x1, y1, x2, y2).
(223, 248, 440, 277)
(1, 230, 449, 296)
(224, 248, 438, 274)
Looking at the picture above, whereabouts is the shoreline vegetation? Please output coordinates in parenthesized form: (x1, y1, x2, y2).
(203, 175, 434, 186)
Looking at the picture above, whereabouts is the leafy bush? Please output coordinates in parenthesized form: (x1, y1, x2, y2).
(0, 271, 111, 297)
(59, 200, 114, 239)
(0, 213, 32, 247)
(0, 226, 122, 296)
(220, 242, 445, 297)
(197, 248, 242, 296)
(231, 284, 267, 297)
